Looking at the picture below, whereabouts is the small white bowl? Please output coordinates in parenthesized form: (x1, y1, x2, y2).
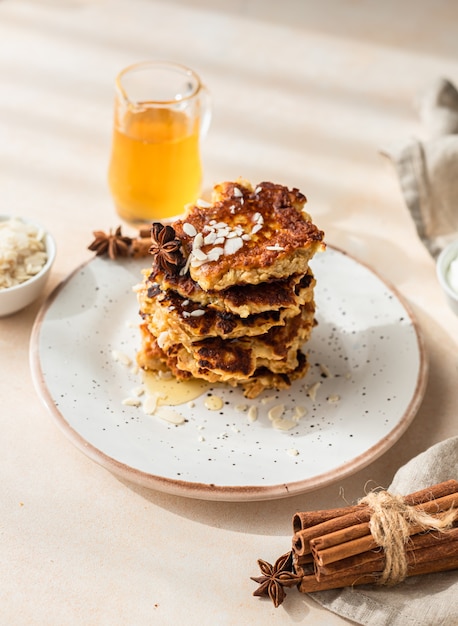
(0, 216, 56, 317)
(436, 239, 458, 316)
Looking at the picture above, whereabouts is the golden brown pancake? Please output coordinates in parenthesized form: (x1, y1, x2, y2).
(137, 275, 316, 349)
(147, 270, 315, 317)
(150, 179, 324, 291)
(137, 305, 315, 386)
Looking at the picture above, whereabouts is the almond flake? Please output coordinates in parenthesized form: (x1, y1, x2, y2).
(155, 407, 186, 425)
(181, 252, 192, 273)
(319, 363, 333, 378)
(268, 404, 285, 421)
(293, 405, 307, 419)
(204, 232, 217, 245)
(122, 397, 141, 407)
(157, 331, 169, 349)
(266, 244, 285, 251)
(183, 222, 197, 237)
(143, 394, 159, 415)
(190, 309, 205, 317)
(233, 187, 243, 197)
(196, 199, 211, 208)
(247, 406, 258, 422)
(192, 232, 204, 249)
(224, 236, 244, 256)
(206, 247, 224, 262)
(192, 248, 208, 261)
(307, 381, 321, 401)
(271, 417, 296, 431)
(251, 223, 263, 235)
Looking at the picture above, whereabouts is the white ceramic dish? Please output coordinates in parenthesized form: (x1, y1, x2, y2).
(29, 247, 427, 501)
(0, 216, 56, 317)
(436, 239, 458, 315)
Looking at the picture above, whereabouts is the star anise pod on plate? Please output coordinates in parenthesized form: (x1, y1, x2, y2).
(149, 222, 184, 275)
(251, 551, 302, 608)
(88, 226, 132, 260)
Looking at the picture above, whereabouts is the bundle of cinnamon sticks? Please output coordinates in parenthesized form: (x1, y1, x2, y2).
(292, 479, 458, 593)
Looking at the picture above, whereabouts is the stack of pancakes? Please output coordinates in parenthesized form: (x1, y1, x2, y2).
(136, 179, 325, 398)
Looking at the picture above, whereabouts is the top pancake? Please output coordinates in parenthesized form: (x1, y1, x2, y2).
(152, 179, 325, 292)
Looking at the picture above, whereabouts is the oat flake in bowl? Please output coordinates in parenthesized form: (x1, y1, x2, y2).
(0, 216, 56, 316)
(0, 217, 48, 289)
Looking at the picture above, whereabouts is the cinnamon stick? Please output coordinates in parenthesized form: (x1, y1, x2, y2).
(292, 481, 458, 593)
(307, 492, 458, 557)
(292, 504, 365, 533)
(293, 481, 458, 534)
(310, 498, 458, 567)
(293, 481, 458, 557)
(299, 553, 458, 593)
(316, 526, 458, 579)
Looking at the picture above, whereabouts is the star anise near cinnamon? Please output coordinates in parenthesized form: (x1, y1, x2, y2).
(251, 551, 302, 608)
(88, 226, 132, 260)
(149, 222, 184, 275)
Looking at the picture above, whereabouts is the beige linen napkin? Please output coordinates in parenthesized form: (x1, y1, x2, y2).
(309, 435, 458, 626)
(389, 78, 458, 257)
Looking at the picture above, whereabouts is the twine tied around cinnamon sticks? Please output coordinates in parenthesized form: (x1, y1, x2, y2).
(289, 479, 458, 595)
(359, 489, 457, 586)
(252, 481, 458, 607)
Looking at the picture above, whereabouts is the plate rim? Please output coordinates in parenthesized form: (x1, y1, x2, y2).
(29, 246, 428, 501)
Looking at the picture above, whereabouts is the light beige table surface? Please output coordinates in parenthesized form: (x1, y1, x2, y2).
(1, 1, 458, 624)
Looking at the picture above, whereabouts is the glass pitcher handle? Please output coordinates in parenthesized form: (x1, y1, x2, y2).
(199, 85, 212, 140)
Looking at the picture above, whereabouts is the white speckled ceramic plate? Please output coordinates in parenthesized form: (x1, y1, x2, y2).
(30, 247, 427, 501)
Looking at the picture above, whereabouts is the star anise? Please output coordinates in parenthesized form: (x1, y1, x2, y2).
(149, 222, 183, 275)
(88, 226, 132, 260)
(251, 551, 302, 608)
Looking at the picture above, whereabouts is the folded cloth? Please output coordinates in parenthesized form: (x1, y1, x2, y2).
(389, 78, 458, 257)
(308, 436, 458, 626)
